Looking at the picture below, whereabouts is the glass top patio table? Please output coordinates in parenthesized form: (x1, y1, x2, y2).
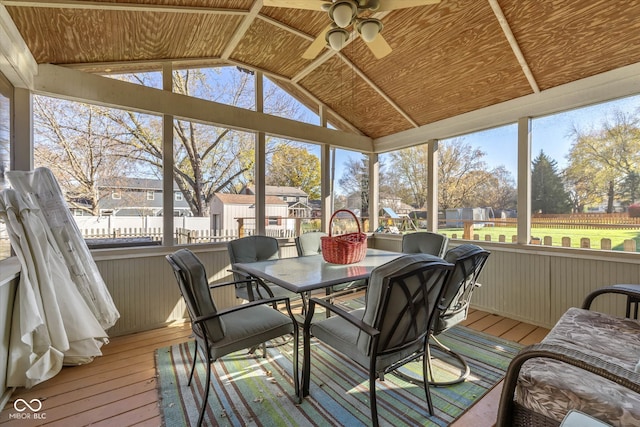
(232, 248, 403, 294)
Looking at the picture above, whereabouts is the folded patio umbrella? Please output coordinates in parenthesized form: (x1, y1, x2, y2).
(0, 188, 109, 388)
(7, 168, 120, 330)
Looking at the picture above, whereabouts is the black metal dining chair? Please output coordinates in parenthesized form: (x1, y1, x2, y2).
(301, 253, 454, 427)
(166, 248, 299, 427)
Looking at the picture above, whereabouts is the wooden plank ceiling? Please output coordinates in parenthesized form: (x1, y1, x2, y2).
(4, 0, 640, 141)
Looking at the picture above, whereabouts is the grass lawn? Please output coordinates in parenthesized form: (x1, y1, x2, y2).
(438, 226, 640, 252)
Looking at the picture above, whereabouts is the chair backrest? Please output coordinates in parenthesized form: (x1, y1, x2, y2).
(357, 253, 453, 356)
(227, 235, 280, 280)
(166, 249, 226, 342)
(295, 231, 327, 256)
(402, 232, 449, 257)
(435, 244, 490, 334)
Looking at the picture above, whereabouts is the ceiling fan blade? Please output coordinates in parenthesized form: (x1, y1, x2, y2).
(302, 25, 332, 60)
(365, 33, 392, 59)
(376, 0, 441, 11)
(263, 0, 330, 11)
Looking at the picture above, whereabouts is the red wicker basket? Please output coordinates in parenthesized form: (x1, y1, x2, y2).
(321, 209, 367, 264)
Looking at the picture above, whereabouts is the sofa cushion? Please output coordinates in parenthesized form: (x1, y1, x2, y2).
(515, 308, 640, 426)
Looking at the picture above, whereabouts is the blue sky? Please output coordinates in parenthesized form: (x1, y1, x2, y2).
(470, 94, 640, 174)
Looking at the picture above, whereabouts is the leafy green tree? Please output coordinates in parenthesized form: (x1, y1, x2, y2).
(266, 144, 321, 199)
(438, 139, 497, 210)
(531, 151, 571, 214)
(620, 171, 640, 207)
(387, 144, 429, 208)
(565, 110, 640, 213)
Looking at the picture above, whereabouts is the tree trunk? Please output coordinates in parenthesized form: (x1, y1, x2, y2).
(606, 180, 615, 213)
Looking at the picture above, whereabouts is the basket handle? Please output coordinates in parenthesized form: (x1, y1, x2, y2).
(328, 209, 361, 237)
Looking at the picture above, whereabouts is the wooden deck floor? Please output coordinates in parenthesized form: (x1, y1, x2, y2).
(0, 310, 549, 426)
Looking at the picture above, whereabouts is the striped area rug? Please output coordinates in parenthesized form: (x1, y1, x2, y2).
(156, 326, 522, 427)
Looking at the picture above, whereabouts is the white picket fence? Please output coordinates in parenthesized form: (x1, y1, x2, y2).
(74, 215, 300, 244)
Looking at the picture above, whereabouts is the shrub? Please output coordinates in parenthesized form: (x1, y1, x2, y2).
(629, 203, 640, 218)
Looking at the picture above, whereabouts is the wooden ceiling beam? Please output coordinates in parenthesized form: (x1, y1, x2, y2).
(1, 0, 249, 15)
(488, 0, 539, 94)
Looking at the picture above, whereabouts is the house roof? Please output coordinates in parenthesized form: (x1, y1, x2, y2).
(214, 192, 287, 205)
(98, 178, 180, 191)
(4, 0, 640, 142)
(244, 185, 308, 197)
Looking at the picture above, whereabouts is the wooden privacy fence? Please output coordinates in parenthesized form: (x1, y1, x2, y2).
(492, 215, 640, 229)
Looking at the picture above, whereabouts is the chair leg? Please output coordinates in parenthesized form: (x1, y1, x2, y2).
(426, 339, 435, 383)
(188, 341, 198, 386)
(422, 349, 435, 415)
(428, 334, 471, 386)
(197, 358, 212, 427)
(369, 372, 379, 427)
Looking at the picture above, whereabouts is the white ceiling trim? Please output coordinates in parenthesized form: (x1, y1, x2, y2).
(221, 0, 263, 59)
(62, 58, 226, 72)
(488, 0, 539, 94)
(0, 5, 37, 88)
(335, 51, 418, 128)
(0, 0, 249, 14)
(374, 60, 640, 153)
(257, 13, 314, 41)
(292, 48, 339, 83)
(34, 64, 373, 151)
(57, 54, 362, 136)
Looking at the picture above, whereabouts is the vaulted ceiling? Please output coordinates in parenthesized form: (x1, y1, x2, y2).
(4, 0, 640, 140)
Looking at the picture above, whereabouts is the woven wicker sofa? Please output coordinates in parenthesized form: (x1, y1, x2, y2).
(496, 285, 640, 427)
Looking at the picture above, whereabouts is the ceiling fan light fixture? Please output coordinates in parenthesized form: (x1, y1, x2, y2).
(358, 18, 383, 43)
(326, 27, 350, 50)
(329, 0, 357, 28)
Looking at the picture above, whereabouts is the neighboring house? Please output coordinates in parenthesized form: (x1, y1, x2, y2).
(97, 178, 192, 217)
(241, 185, 312, 218)
(210, 193, 290, 231)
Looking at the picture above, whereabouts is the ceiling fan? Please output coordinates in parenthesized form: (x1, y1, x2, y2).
(264, 0, 441, 59)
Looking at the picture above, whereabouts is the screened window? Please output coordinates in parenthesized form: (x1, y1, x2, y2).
(265, 139, 321, 235)
(438, 125, 518, 243)
(531, 95, 640, 252)
(333, 149, 370, 233)
(33, 95, 163, 246)
(174, 117, 255, 243)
